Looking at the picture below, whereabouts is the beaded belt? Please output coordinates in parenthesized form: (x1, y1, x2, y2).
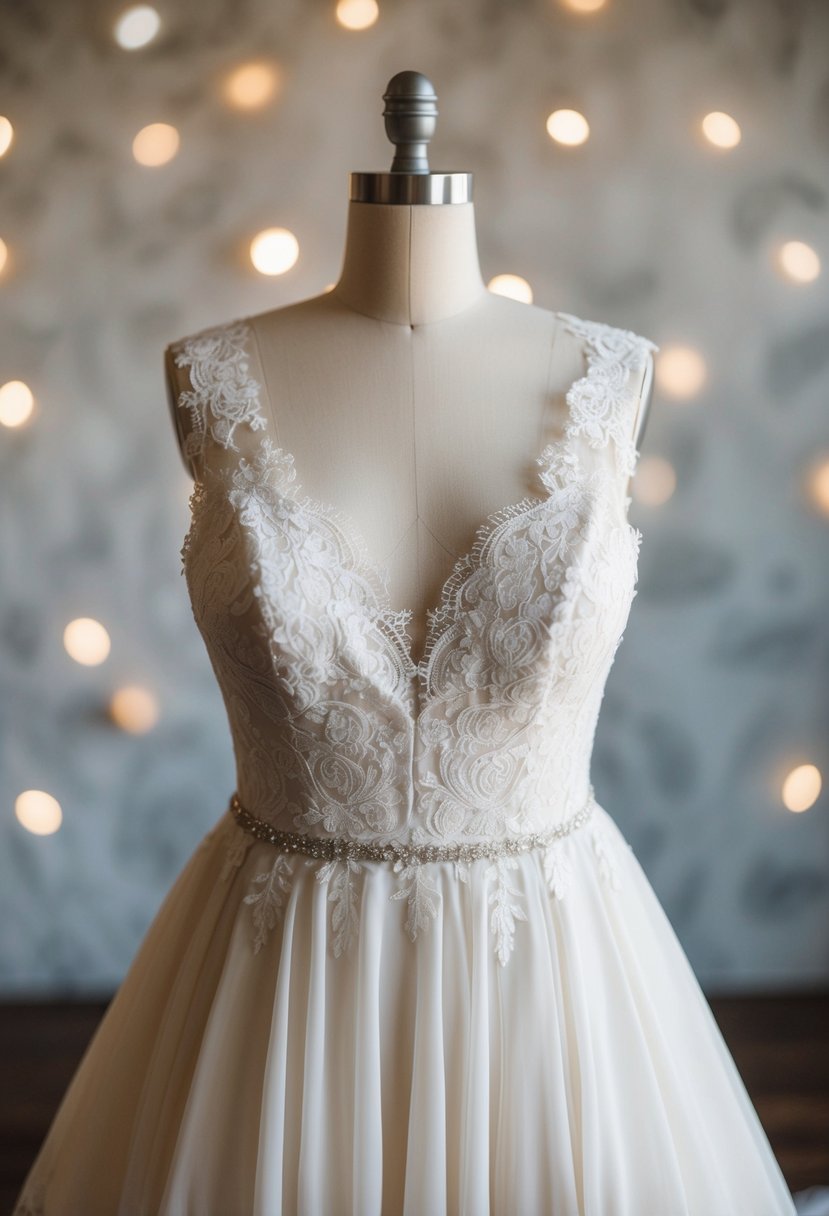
(228, 786, 596, 868)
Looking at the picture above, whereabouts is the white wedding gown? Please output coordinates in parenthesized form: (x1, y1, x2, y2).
(14, 311, 797, 1215)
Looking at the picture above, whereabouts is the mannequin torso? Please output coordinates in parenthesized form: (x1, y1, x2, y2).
(166, 202, 653, 664)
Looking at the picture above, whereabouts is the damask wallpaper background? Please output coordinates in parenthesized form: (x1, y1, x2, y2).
(0, 0, 827, 994)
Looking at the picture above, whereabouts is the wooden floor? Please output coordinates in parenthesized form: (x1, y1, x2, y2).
(1, 991, 826, 1209)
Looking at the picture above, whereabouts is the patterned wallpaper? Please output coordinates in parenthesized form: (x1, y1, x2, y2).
(0, 0, 827, 995)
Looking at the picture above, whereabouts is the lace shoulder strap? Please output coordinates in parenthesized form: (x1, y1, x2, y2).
(166, 316, 269, 483)
(557, 312, 658, 495)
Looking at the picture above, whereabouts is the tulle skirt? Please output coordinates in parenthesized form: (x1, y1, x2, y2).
(13, 798, 796, 1215)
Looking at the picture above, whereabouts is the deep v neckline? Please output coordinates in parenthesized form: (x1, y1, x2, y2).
(242, 310, 582, 690)
(249, 430, 569, 689)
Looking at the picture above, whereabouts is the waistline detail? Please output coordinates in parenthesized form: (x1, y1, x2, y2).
(228, 787, 597, 868)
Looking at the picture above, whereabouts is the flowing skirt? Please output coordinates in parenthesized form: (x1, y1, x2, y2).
(13, 797, 796, 1215)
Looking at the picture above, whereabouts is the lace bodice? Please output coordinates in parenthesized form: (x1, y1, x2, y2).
(170, 310, 658, 963)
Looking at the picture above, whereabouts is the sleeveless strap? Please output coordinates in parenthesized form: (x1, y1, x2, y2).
(556, 312, 659, 497)
(168, 318, 268, 482)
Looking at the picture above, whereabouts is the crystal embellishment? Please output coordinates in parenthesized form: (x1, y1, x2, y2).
(228, 787, 596, 866)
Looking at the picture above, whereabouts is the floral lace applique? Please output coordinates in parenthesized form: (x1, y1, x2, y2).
(488, 855, 529, 966)
(172, 312, 656, 968)
(182, 442, 415, 839)
(543, 837, 576, 901)
(590, 817, 624, 892)
(556, 312, 659, 481)
(389, 862, 442, 941)
(171, 319, 268, 468)
(242, 853, 297, 954)
(318, 855, 363, 957)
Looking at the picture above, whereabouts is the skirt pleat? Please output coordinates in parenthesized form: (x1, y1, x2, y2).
(13, 802, 797, 1216)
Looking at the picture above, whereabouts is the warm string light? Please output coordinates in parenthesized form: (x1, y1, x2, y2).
(776, 240, 821, 284)
(132, 122, 179, 166)
(0, 237, 8, 276)
(336, 0, 379, 30)
(0, 116, 13, 158)
(546, 109, 590, 146)
(223, 62, 280, 110)
(113, 5, 161, 49)
(782, 764, 822, 814)
(700, 111, 741, 149)
(250, 227, 299, 275)
(488, 274, 533, 303)
(804, 456, 829, 516)
(109, 685, 160, 734)
(559, 0, 608, 11)
(655, 345, 707, 399)
(0, 379, 34, 427)
(631, 455, 676, 506)
(63, 618, 111, 666)
(15, 790, 63, 836)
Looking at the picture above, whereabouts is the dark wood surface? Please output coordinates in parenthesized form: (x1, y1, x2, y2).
(1, 991, 826, 1210)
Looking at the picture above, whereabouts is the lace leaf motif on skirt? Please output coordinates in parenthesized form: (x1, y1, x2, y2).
(206, 806, 628, 966)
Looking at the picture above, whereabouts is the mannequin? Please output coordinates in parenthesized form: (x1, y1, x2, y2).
(165, 71, 654, 665)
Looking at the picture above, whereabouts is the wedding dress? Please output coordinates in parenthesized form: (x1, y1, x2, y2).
(13, 310, 797, 1215)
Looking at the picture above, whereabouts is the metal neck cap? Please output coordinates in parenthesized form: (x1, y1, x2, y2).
(348, 70, 472, 205)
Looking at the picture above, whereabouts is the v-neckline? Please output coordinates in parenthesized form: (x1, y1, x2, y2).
(257, 433, 570, 689)
(242, 310, 584, 690)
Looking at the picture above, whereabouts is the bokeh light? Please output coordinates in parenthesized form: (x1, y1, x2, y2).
(15, 790, 63, 836)
(701, 111, 741, 149)
(655, 344, 707, 399)
(113, 5, 161, 49)
(0, 237, 8, 276)
(132, 122, 180, 167)
(631, 455, 677, 506)
(805, 455, 829, 516)
(0, 116, 13, 158)
(776, 240, 821, 284)
(109, 685, 161, 734)
(250, 227, 299, 275)
(223, 62, 279, 110)
(546, 109, 590, 147)
(336, 0, 380, 30)
(559, 0, 608, 11)
(487, 274, 533, 303)
(782, 764, 822, 813)
(63, 618, 111, 666)
(0, 379, 34, 428)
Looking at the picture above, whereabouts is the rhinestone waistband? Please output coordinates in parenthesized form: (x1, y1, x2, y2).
(228, 787, 596, 868)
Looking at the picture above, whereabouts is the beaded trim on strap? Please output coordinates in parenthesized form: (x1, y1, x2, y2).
(228, 787, 596, 868)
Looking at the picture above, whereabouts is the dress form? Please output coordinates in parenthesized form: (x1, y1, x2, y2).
(165, 71, 654, 664)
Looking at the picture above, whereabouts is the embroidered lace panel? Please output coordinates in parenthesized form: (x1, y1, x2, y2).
(171, 309, 658, 966)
